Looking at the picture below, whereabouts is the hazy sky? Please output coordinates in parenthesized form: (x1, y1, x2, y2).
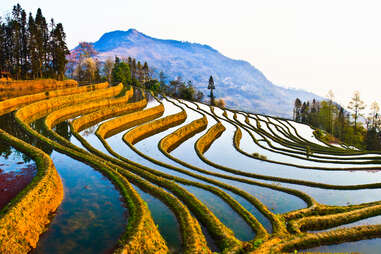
(1, 0, 380, 109)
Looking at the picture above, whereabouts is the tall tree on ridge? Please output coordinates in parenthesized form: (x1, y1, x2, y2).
(11, 4, 23, 79)
(50, 22, 69, 80)
(0, 19, 5, 72)
(294, 98, 302, 121)
(28, 13, 39, 79)
(20, 9, 28, 78)
(208, 75, 215, 106)
(35, 8, 48, 78)
(143, 61, 149, 82)
(327, 90, 335, 134)
(337, 106, 345, 139)
(369, 101, 380, 129)
(348, 91, 366, 132)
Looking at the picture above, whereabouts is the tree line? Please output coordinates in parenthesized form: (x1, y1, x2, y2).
(293, 90, 381, 150)
(67, 42, 152, 86)
(0, 4, 69, 80)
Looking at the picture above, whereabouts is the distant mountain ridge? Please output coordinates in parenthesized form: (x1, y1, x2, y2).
(80, 28, 321, 117)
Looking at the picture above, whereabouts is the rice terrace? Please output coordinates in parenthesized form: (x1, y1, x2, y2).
(0, 79, 380, 253)
(1, 2, 381, 254)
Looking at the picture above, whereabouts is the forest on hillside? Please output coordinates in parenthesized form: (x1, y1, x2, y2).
(293, 90, 381, 150)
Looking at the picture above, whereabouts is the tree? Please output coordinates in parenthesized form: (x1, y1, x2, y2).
(143, 61, 149, 81)
(20, 9, 28, 78)
(76, 42, 97, 60)
(11, 4, 23, 79)
(137, 61, 142, 81)
(348, 91, 366, 132)
(195, 91, 204, 102)
(365, 127, 381, 150)
(336, 107, 345, 139)
(327, 90, 335, 134)
(83, 58, 97, 82)
(169, 77, 183, 97)
(28, 13, 39, 78)
(159, 71, 167, 86)
(50, 23, 69, 80)
(216, 99, 226, 108)
(103, 57, 114, 83)
(131, 58, 136, 79)
(208, 75, 215, 106)
(34, 8, 49, 78)
(144, 80, 160, 92)
(0, 4, 69, 80)
(369, 101, 380, 129)
(294, 98, 302, 121)
(111, 56, 131, 85)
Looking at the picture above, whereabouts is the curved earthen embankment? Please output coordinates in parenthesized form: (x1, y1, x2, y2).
(0, 128, 63, 254)
(14, 86, 169, 254)
(0, 83, 114, 254)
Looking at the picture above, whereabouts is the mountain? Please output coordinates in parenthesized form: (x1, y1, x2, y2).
(84, 28, 321, 117)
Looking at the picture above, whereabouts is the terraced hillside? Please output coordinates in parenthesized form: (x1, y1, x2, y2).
(1, 83, 381, 254)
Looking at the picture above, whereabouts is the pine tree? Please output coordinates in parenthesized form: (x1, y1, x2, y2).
(11, 4, 23, 79)
(35, 8, 48, 78)
(50, 23, 68, 80)
(28, 13, 39, 79)
(143, 61, 149, 82)
(327, 90, 335, 134)
(1, 4, 69, 80)
(137, 61, 142, 81)
(0, 19, 6, 72)
(111, 56, 131, 86)
(131, 58, 136, 79)
(208, 75, 215, 106)
(20, 9, 28, 79)
(337, 107, 345, 139)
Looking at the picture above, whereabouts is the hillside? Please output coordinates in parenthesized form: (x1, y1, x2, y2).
(85, 29, 320, 117)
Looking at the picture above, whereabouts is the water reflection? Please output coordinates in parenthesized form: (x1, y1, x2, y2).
(32, 152, 126, 254)
(304, 238, 381, 254)
(5, 115, 128, 254)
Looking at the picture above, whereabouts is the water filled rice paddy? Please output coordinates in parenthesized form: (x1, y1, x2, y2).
(1, 83, 381, 253)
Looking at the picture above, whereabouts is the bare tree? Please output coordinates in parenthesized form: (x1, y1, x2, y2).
(348, 91, 366, 132)
(83, 57, 97, 83)
(216, 98, 226, 108)
(103, 57, 114, 83)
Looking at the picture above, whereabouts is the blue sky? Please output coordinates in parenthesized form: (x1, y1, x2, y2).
(1, 0, 381, 109)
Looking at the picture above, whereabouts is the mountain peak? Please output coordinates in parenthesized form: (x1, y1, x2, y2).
(126, 28, 140, 35)
(93, 28, 150, 52)
(102, 28, 147, 39)
(76, 29, 320, 116)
